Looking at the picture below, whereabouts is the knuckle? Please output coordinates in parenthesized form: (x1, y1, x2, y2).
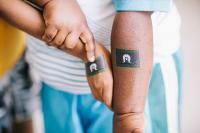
(46, 32, 54, 40)
(56, 39, 62, 44)
(65, 40, 75, 49)
(45, 20, 52, 27)
(55, 39, 63, 45)
(64, 43, 72, 49)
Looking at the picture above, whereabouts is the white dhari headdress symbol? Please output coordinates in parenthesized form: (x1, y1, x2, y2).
(122, 54, 131, 63)
(90, 63, 98, 72)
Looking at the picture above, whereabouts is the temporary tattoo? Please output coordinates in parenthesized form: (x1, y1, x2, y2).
(85, 55, 106, 76)
(116, 48, 140, 67)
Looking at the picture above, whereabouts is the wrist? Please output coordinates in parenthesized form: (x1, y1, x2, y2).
(114, 103, 145, 115)
(114, 112, 145, 133)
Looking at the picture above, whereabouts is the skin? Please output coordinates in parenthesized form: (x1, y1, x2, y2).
(33, 0, 96, 62)
(0, 0, 113, 108)
(0, 0, 153, 131)
(31, 0, 50, 6)
(12, 119, 34, 133)
(111, 12, 153, 133)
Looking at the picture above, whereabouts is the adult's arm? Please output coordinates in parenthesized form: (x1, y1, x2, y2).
(112, 0, 171, 131)
(0, 0, 86, 59)
(0, 0, 44, 39)
(111, 11, 153, 133)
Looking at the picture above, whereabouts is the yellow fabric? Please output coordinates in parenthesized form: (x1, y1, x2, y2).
(0, 19, 25, 78)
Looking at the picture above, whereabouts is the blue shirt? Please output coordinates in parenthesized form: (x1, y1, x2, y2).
(113, 0, 171, 12)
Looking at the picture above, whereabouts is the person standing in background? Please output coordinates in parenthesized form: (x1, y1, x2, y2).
(0, 19, 35, 133)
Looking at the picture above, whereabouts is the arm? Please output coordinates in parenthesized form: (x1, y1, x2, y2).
(0, 0, 86, 59)
(1, 0, 95, 62)
(0, 0, 113, 108)
(29, 0, 96, 62)
(0, 0, 44, 39)
(111, 12, 153, 132)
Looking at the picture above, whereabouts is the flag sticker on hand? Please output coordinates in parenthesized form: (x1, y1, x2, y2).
(116, 48, 140, 68)
(86, 55, 106, 76)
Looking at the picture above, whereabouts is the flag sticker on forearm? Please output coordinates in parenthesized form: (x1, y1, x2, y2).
(116, 48, 140, 67)
(85, 55, 106, 76)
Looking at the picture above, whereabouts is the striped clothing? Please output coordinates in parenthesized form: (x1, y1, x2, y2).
(27, 36, 90, 93)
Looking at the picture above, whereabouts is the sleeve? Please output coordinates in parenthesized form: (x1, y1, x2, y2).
(113, 0, 171, 12)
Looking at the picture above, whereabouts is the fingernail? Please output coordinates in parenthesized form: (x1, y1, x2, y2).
(89, 56, 95, 62)
(81, 38, 87, 43)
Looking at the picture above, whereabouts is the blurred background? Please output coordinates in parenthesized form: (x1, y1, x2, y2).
(175, 0, 200, 132)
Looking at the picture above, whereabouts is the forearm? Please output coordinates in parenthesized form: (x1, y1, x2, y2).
(0, 0, 45, 39)
(112, 12, 153, 114)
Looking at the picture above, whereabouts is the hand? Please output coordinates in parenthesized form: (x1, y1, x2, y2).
(114, 112, 146, 133)
(60, 41, 113, 109)
(86, 43, 113, 109)
(42, 0, 95, 62)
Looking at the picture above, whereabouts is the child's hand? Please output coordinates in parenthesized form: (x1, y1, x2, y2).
(86, 43, 113, 109)
(114, 112, 146, 133)
(60, 42, 113, 109)
(42, 0, 95, 62)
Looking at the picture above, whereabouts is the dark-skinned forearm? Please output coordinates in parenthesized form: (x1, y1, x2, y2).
(112, 12, 153, 114)
(0, 0, 44, 39)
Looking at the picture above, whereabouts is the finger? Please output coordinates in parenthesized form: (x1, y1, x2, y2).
(80, 30, 95, 62)
(64, 31, 81, 49)
(51, 29, 68, 47)
(80, 30, 95, 51)
(103, 90, 113, 110)
(42, 25, 58, 43)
